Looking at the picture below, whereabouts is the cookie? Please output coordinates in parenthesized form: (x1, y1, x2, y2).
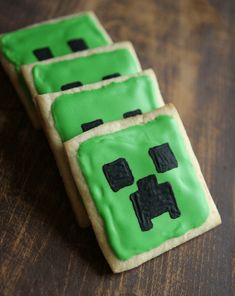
(22, 42, 141, 103)
(35, 69, 164, 227)
(64, 104, 221, 272)
(0, 11, 112, 128)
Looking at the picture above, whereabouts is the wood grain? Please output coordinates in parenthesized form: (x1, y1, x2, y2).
(0, 0, 234, 295)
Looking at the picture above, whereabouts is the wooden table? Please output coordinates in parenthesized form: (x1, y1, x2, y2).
(0, 0, 234, 295)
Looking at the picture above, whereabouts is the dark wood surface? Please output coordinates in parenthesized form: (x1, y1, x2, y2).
(0, 0, 234, 295)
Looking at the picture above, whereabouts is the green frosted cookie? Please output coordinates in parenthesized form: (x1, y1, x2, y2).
(65, 104, 221, 272)
(0, 12, 111, 127)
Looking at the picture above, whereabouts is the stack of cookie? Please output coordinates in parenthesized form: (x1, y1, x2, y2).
(0, 12, 221, 272)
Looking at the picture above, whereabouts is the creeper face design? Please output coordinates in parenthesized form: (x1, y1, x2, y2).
(103, 143, 180, 231)
(77, 114, 209, 260)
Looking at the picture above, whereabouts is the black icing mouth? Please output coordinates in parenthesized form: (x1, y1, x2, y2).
(130, 175, 181, 231)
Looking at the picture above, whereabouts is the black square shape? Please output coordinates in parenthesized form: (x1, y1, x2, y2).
(33, 47, 53, 61)
(102, 73, 121, 80)
(81, 119, 103, 132)
(103, 158, 134, 192)
(68, 38, 88, 52)
(123, 109, 142, 118)
(149, 143, 178, 173)
(61, 81, 83, 91)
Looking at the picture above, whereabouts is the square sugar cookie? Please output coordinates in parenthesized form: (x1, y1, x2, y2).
(0, 12, 112, 128)
(35, 69, 164, 227)
(64, 104, 221, 272)
(22, 42, 141, 105)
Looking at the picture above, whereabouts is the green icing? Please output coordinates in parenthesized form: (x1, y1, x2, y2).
(51, 74, 161, 142)
(0, 13, 111, 72)
(77, 115, 209, 260)
(32, 48, 140, 94)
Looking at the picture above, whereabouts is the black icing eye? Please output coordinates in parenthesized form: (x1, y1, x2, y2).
(68, 38, 88, 52)
(102, 73, 121, 80)
(149, 143, 178, 173)
(33, 47, 53, 61)
(103, 158, 134, 192)
(123, 109, 142, 118)
(81, 119, 103, 132)
(61, 81, 83, 91)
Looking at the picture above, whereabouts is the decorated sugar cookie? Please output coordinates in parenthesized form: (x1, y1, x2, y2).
(0, 12, 111, 127)
(64, 104, 221, 272)
(22, 42, 141, 101)
(35, 69, 164, 227)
